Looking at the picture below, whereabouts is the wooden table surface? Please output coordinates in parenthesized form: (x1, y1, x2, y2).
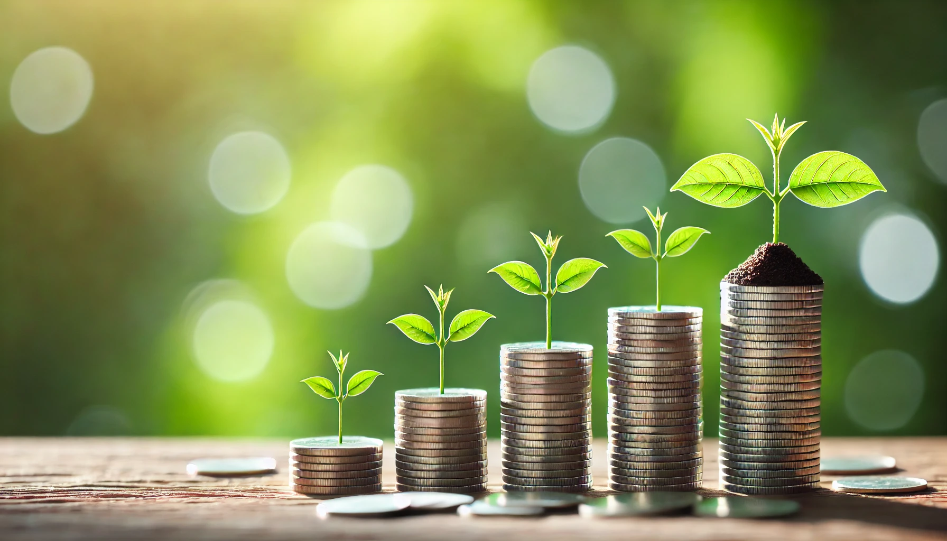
(1, 437, 946, 540)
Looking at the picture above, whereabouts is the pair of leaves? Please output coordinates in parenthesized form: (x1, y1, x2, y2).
(388, 309, 495, 345)
(302, 370, 382, 400)
(608, 227, 709, 259)
(489, 258, 606, 296)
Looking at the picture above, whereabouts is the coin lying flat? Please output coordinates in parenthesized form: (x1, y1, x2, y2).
(397, 491, 474, 510)
(483, 491, 585, 508)
(291, 436, 383, 456)
(821, 456, 897, 475)
(457, 501, 544, 517)
(694, 497, 800, 518)
(831, 476, 927, 494)
(579, 492, 699, 518)
(187, 457, 277, 476)
(316, 494, 411, 518)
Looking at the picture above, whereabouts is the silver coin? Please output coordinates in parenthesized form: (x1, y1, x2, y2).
(397, 491, 474, 510)
(607, 415, 702, 428)
(608, 358, 701, 370)
(501, 430, 589, 441)
(396, 388, 488, 403)
(186, 457, 277, 476)
(398, 475, 490, 488)
(501, 422, 591, 434)
(831, 476, 927, 494)
(608, 306, 703, 318)
(721, 330, 821, 343)
(722, 307, 822, 318)
(608, 324, 702, 335)
(395, 431, 485, 443)
(504, 459, 591, 471)
(608, 364, 702, 376)
(607, 318, 703, 330)
(396, 426, 485, 436)
(395, 407, 485, 419)
(612, 466, 702, 479)
(720, 435, 821, 447)
(722, 389, 821, 402)
(502, 445, 591, 458)
(724, 299, 822, 309)
(579, 492, 698, 518)
(290, 459, 382, 472)
(499, 414, 590, 426)
(315, 494, 410, 517)
(723, 289, 823, 300)
(721, 466, 820, 478)
(609, 482, 701, 492)
(290, 436, 383, 457)
(719, 406, 820, 418)
(721, 282, 824, 293)
(721, 345, 821, 359)
(501, 341, 593, 355)
(724, 459, 820, 470)
(501, 399, 590, 411)
(292, 466, 383, 479)
(608, 385, 701, 399)
(608, 351, 702, 362)
(609, 438, 701, 450)
(396, 415, 485, 429)
(503, 467, 588, 479)
(609, 431, 701, 444)
(821, 455, 897, 475)
(396, 400, 485, 412)
(501, 381, 590, 393)
(719, 441, 820, 453)
(608, 406, 701, 419)
(609, 398, 702, 409)
(394, 452, 486, 465)
(396, 440, 487, 451)
(721, 474, 820, 487)
(720, 380, 821, 393)
(608, 422, 702, 435)
(608, 380, 702, 393)
(721, 355, 822, 369)
(500, 406, 587, 418)
(609, 338, 702, 349)
(295, 483, 382, 496)
(502, 474, 592, 487)
(502, 366, 591, 377)
(721, 315, 821, 326)
(720, 450, 820, 463)
(694, 496, 799, 518)
(501, 437, 590, 449)
(292, 475, 382, 487)
(397, 467, 489, 480)
(501, 358, 592, 369)
(398, 483, 486, 494)
(610, 457, 702, 469)
(720, 337, 821, 350)
(290, 452, 383, 465)
(395, 458, 487, 471)
(723, 323, 822, 335)
(608, 343, 702, 354)
(609, 449, 701, 460)
(610, 474, 701, 486)
(501, 391, 591, 403)
(723, 483, 818, 495)
(502, 376, 592, 387)
(483, 492, 586, 508)
(720, 421, 820, 432)
(457, 501, 544, 516)
(609, 331, 702, 342)
(722, 372, 821, 384)
(607, 372, 702, 384)
(396, 447, 486, 458)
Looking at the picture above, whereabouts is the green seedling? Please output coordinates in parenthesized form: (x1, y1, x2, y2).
(490, 231, 606, 349)
(388, 285, 494, 395)
(671, 114, 885, 243)
(301, 351, 383, 444)
(607, 207, 709, 311)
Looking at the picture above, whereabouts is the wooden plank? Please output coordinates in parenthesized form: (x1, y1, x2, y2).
(1, 437, 946, 540)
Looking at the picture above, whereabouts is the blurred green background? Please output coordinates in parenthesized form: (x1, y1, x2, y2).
(0, 0, 944, 439)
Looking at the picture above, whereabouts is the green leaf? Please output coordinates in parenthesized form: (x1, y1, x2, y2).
(346, 370, 382, 397)
(671, 154, 767, 207)
(643, 207, 660, 229)
(327, 350, 341, 372)
(489, 261, 543, 295)
(788, 151, 886, 208)
(424, 285, 439, 307)
(448, 309, 495, 342)
(664, 226, 710, 257)
(748, 119, 775, 152)
(387, 314, 437, 344)
(530, 231, 547, 254)
(302, 376, 337, 399)
(607, 229, 653, 258)
(779, 121, 805, 152)
(555, 258, 606, 294)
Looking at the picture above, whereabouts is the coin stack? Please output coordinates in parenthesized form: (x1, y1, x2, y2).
(395, 388, 488, 493)
(606, 306, 704, 492)
(719, 282, 822, 495)
(289, 436, 383, 496)
(500, 341, 593, 492)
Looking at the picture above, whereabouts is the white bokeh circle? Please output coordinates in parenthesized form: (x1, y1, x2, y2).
(579, 137, 667, 224)
(193, 300, 275, 382)
(918, 98, 947, 184)
(286, 221, 372, 309)
(845, 350, 925, 431)
(208, 131, 291, 214)
(10, 47, 94, 134)
(859, 212, 939, 304)
(330, 165, 413, 249)
(527, 45, 615, 134)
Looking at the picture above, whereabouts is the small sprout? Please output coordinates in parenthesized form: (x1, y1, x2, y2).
(301, 351, 382, 444)
(388, 285, 494, 394)
(608, 207, 709, 311)
(671, 114, 886, 243)
(490, 231, 606, 349)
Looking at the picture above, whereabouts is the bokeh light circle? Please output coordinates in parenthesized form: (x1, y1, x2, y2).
(859, 212, 939, 304)
(286, 221, 372, 309)
(845, 350, 925, 431)
(330, 165, 413, 249)
(208, 131, 291, 214)
(579, 137, 667, 224)
(10, 47, 94, 134)
(918, 98, 947, 184)
(527, 45, 615, 134)
(455, 201, 531, 269)
(193, 300, 274, 382)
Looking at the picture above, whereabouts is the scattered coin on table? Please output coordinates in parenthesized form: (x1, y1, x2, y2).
(316, 494, 412, 518)
(693, 497, 800, 518)
(397, 491, 474, 510)
(458, 500, 545, 517)
(483, 491, 586, 509)
(831, 476, 928, 494)
(579, 492, 700, 518)
(186, 457, 277, 476)
(821, 456, 897, 475)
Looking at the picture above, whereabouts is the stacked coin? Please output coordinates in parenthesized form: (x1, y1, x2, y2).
(500, 341, 593, 492)
(289, 436, 383, 496)
(606, 306, 704, 492)
(719, 282, 822, 495)
(395, 388, 488, 493)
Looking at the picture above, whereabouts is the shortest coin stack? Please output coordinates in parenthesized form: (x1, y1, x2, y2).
(395, 388, 488, 493)
(289, 436, 383, 496)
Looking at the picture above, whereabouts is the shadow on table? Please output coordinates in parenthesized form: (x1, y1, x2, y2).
(797, 489, 947, 534)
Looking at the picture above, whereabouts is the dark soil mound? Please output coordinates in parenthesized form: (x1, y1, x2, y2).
(724, 243, 823, 286)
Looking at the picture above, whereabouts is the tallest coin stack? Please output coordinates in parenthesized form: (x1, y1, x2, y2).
(718, 282, 823, 495)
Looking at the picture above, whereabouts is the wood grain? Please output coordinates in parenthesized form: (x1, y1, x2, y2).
(1, 437, 945, 540)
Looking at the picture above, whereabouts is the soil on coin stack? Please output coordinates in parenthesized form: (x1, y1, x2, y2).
(724, 243, 823, 286)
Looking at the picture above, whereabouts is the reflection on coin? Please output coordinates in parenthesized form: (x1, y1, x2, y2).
(579, 492, 698, 517)
(821, 456, 897, 475)
(398, 491, 474, 510)
(457, 501, 544, 517)
(291, 436, 383, 456)
(316, 494, 411, 518)
(831, 476, 927, 494)
(187, 457, 277, 476)
(694, 497, 800, 518)
(484, 491, 585, 508)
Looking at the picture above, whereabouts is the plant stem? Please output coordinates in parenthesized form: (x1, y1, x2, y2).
(773, 198, 781, 244)
(337, 367, 344, 444)
(772, 149, 781, 244)
(655, 218, 663, 311)
(545, 254, 552, 349)
(438, 306, 445, 394)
